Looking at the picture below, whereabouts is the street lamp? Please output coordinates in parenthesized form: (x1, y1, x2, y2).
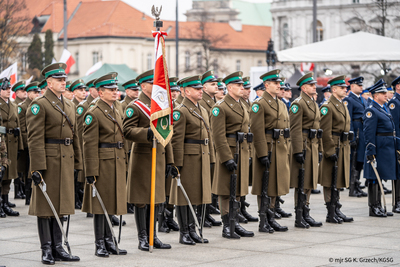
(266, 39, 277, 68)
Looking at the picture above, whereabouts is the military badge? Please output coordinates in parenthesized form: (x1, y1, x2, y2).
(31, 104, 40, 115)
(366, 111, 372, 118)
(252, 104, 259, 113)
(85, 115, 93, 125)
(126, 108, 134, 118)
(77, 106, 84, 115)
(390, 103, 395, 110)
(291, 104, 299, 114)
(18, 106, 22, 114)
(344, 101, 348, 106)
(212, 107, 220, 117)
(321, 107, 328, 116)
(173, 111, 180, 121)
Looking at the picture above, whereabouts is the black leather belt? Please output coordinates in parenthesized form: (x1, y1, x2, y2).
(226, 134, 237, 139)
(302, 129, 313, 133)
(6, 128, 15, 134)
(46, 138, 73, 146)
(99, 141, 124, 149)
(353, 118, 363, 123)
(184, 138, 209, 145)
(332, 132, 342, 136)
(377, 132, 395, 137)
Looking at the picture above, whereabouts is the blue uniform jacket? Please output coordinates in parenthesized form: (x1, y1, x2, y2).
(282, 98, 290, 112)
(318, 98, 328, 108)
(388, 92, 400, 138)
(363, 101, 399, 181)
(343, 92, 366, 163)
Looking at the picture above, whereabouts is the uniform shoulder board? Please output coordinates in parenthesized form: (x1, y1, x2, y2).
(293, 96, 302, 103)
(128, 99, 138, 106)
(79, 99, 87, 105)
(175, 103, 184, 110)
(254, 97, 262, 102)
(215, 99, 224, 105)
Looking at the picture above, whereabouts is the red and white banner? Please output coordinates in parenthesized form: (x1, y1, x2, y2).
(301, 62, 314, 72)
(59, 49, 75, 74)
(85, 61, 102, 76)
(0, 62, 17, 86)
(150, 31, 173, 147)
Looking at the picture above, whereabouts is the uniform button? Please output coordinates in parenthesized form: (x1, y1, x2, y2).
(63, 124, 65, 127)
(203, 152, 205, 154)
(117, 157, 119, 159)
(63, 155, 65, 158)
(70, 156, 72, 158)
(277, 141, 280, 144)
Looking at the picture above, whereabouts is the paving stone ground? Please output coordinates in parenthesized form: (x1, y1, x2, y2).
(0, 182, 399, 267)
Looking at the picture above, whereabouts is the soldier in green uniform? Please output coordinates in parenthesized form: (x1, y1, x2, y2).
(0, 77, 24, 217)
(290, 73, 323, 228)
(250, 70, 290, 233)
(39, 79, 47, 96)
(210, 71, 254, 239)
(169, 75, 214, 245)
(27, 63, 82, 264)
(18, 81, 41, 206)
(70, 79, 87, 107)
(215, 78, 225, 102)
(170, 77, 181, 104)
(319, 75, 353, 224)
(174, 78, 185, 106)
(12, 81, 27, 200)
(63, 81, 73, 101)
(123, 69, 174, 251)
(82, 73, 128, 257)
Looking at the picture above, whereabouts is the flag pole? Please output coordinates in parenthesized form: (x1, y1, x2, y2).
(149, 5, 163, 253)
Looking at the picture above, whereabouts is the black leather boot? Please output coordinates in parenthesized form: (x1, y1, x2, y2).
(383, 183, 392, 194)
(221, 214, 240, 239)
(0, 191, 6, 218)
(189, 207, 208, 243)
(14, 176, 25, 199)
(267, 208, 288, 232)
(393, 180, 400, 213)
(325, 202, 343, 224)
(2, 194, 19, 216)
(25, 178, 32, 205)
(51, 217, 80, 261)
(240, 196, 258, 222)
(165, 206, 180, 231)
(105, 215, 127, 255)
(176, 206, 195, 245)
(38, 217, 55, 265)
(134, 206, 149, 251)
(378, 185, 393, 216)
(303, 205, 322, 227)
(349, 176, 362, 197)
(258, 216, 275, 233)
(148, 205, 171, 249)
(368, 183, 386, 217)
(197, 205, 212, 227)
(205, 204, 222, 226)
(210, 194, 220, 214)
(111, 215, 126, 226)
(355, 175, 367, 197)
(157, 205, 170, 233)
(335, 202, 353, 222)
(127, 203, 134, 214)
(235, 215, 254, 237)
(237, 211, 248, 223)
(295, 206, 310, 228)
(94, 214, 109, 257)
(311, 189, 320, 194)
(275, 197, 292, 217)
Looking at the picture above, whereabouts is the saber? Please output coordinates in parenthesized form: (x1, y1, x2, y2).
(175, 174, 203, 243)
(118, 215, 122, 244)
(66, 215, 70, 238)
(38, 180, 72, 258)
(200, 203, 206, 243)
(92, 183, 120, 254)
(370, 160, 387, 215)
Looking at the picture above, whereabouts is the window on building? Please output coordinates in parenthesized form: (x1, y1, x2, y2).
(147, 53, 152, 69)
(21, 53, 27, 72)
(282, 23, 290, 49)
(185, 51, 190, 70)
(353, 0, 359, 3)
(92, 51, 99, 65)
(316, 20, 323, 42)
(236, 60, 241, 71)
(75, 52, 79, 73)
(197, 52, 202, 68)
(257, 60, 262, 67)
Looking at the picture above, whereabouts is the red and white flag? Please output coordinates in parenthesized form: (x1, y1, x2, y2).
(59, 49, 75, 74)
(85, 61, 102, 76)
(0, 62, 17, 85)
(150, 31, 173, 147)
(301, 62, 314, 72)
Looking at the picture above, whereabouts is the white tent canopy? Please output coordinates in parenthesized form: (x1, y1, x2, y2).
(277, 32, 400, 63)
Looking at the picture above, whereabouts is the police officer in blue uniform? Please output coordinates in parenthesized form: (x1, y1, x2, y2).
(319, 85, 331, 107)
(387, 75, 400, 213)
(363, 79, 398, 217)
(343, 77, 367, 197)
(281, 83, 292, 112)
(253, 82, 265, 101)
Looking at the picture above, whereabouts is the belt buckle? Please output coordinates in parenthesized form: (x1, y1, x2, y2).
(204, 138, 209, 146)
(117, 141, 124, 149)
(7, 129, 12, 134)
(64, 138, 71, 146)
(279, 129, 284, 136)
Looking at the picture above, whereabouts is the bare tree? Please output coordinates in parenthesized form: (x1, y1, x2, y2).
(0, 0, 30, 70)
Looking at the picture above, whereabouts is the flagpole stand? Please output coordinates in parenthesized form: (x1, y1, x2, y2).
(149, 136, 157, 253)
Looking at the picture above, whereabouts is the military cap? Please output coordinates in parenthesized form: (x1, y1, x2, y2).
(11, 81, 25, 92)
(253, 82, 265, 91)
(70, 79, 87, 92)
(296, 72, 317, 88)
(243, 76, 251, 89)
(217, 78, 225, 90)
(85, 79, 96, 91)
(362, 88, 371, 95)
(94, 72, 118, 89)
(260, 69, 282, 83)
(279, 77, 286, 88)
(284, 83, 291, 91)
(25, 81, 41, 92)
(39, 80, 47, 89)
(223, 71, 244, 85)
(387, 86, 393, 92)
(65, 81, 72, 90)
(136, 69, 154, 84)
(122, 79, 140, 90)
(392, 76, 400, 88)
(321, 85, 331, 93)
(0, 78, 11, 89)
(368, 79, 387, 94)
(178, 75, 203, 89)
(41, 62, 67, 79)
(327, 75, 347, 87)
(169, 77, 180, 91)
(346, 85, 351, 92)
(348, 76, 364, 86)
(201, 70, 218, 85)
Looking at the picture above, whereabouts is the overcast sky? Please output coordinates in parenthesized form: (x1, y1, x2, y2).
(122, 0, 272, 21)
